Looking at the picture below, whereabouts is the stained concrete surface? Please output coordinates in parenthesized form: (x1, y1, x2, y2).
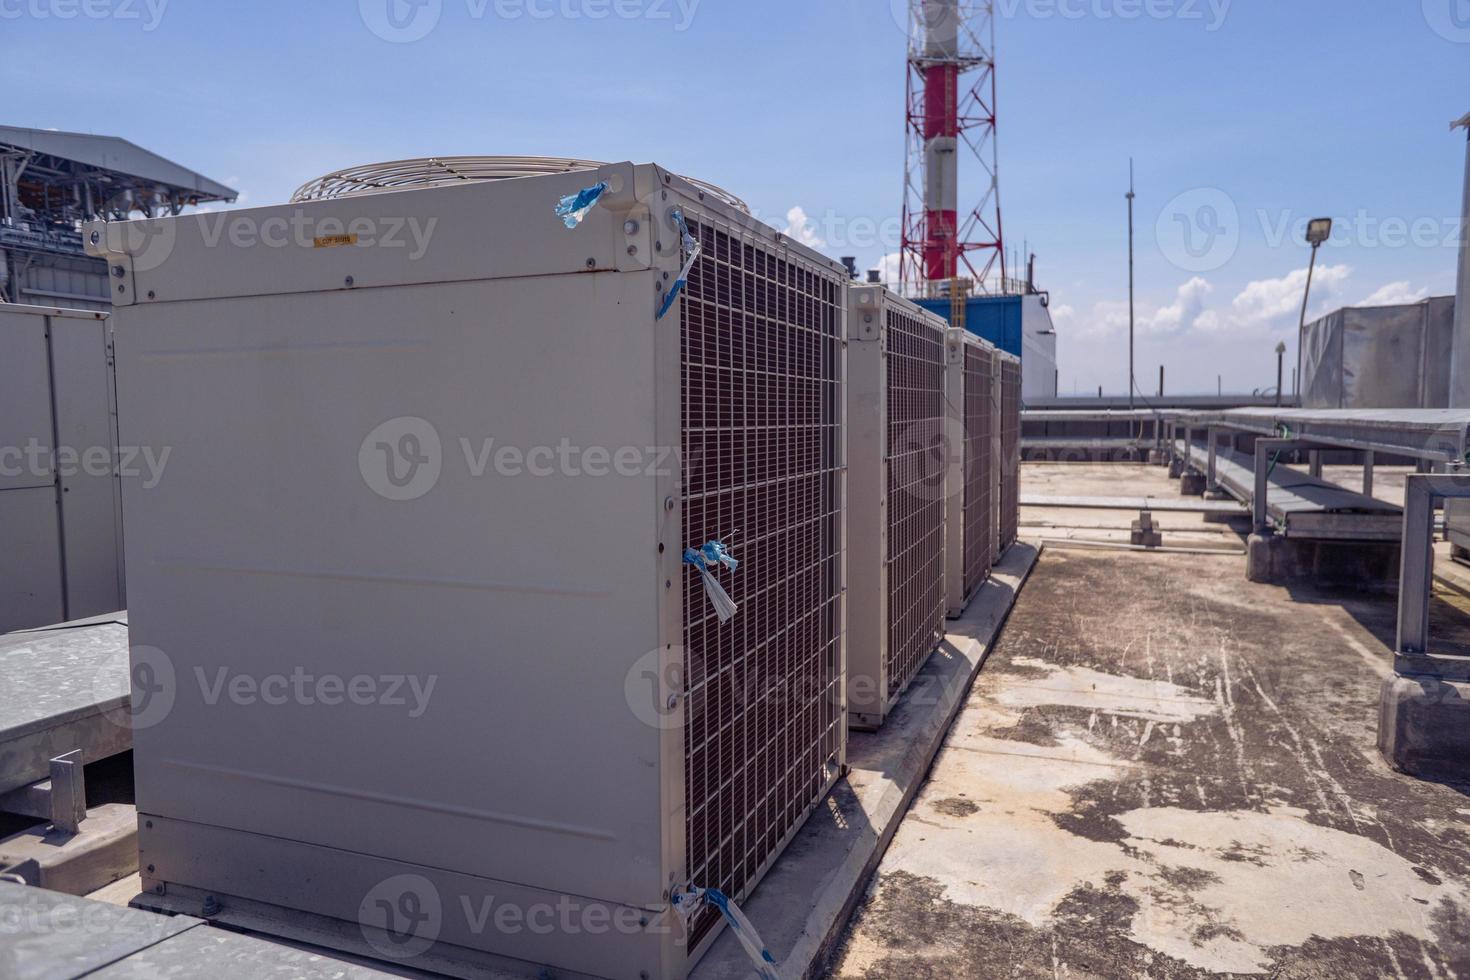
(829, 465, 1470, 979)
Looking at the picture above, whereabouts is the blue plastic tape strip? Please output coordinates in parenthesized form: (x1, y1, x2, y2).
(554, 181, 609, 229)
(674, 887, 779, 979)
(657, 208, 702, 320)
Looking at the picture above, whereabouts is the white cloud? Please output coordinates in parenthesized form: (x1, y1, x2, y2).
(1068, 277, 1214, 338)
(1211, 264, 1353, 334)
(1357, 281, 1429, 307)
(1146, 276, 1214, 334)
(783, 206, 824, 249)
(1050, 303, 1075, 326)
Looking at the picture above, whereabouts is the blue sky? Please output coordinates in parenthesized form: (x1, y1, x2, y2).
(5, 0, 1467, 393)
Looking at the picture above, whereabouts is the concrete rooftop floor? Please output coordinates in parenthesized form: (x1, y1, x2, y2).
(829, 463, 1470, 978)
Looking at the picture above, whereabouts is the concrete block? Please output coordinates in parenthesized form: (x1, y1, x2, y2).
(1130, 512, 1163, 548)
(1179, 472, 1206, 496)
(0, 803, 137, 896)
(1168, 459, 1183, 479)
(1378, 668, 1470, 781)
(1246, 531, 1399, 587)
(1148, 450, 1166, 466)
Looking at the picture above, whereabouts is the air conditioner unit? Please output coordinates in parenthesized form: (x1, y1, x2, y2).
(87, 161, 848, 980)
(997, 350, 1022, 555)
(845, 285, 948, 730)
(943, 327, 999, 618)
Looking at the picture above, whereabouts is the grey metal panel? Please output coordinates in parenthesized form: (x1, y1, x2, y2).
(1423, 297, 1456, 408)
(1341, 305, 1428, 408)
(0, 487, 64, 632)
(0, 308, 56, 493)
(49, 313, 124, 618)
(118, 274, 670, 907)
(0, 882, 201, 980)
(0, 126, 237, 200)
(1301, 309, 1345, 408)
(1302, 301, 1456, 409)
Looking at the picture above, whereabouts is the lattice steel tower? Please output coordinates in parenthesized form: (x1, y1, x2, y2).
(899, 0, 1007, 304)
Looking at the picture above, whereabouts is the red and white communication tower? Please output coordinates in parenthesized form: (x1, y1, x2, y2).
(899, 0, 1007, 300)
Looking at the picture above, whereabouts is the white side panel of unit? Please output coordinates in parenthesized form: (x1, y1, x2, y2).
(943, 330, 966, 618)
(845, 287, 888, 726)
(115, 270, 671, 909)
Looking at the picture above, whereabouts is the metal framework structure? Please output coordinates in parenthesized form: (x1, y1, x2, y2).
(899, 0, 1008, 301)
(0, 127, 234, 309)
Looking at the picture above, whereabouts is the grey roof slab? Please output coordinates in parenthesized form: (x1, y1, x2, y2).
(0, 881, 199, 980)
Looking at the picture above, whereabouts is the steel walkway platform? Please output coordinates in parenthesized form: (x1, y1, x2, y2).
(1190, 408, 1470, 464)
(1177, 440, 1402, 540)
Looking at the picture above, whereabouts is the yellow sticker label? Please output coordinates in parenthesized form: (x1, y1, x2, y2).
(313, 234, 358, 249)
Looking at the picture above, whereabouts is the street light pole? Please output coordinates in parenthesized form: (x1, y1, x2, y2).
(1296, 218, 1333, 406)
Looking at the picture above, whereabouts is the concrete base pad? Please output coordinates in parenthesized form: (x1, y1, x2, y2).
(1204, 488, 1233, 501)
(1148, 451, 1166, 466)
(1379, 666, 1470, 781)
(0, 803, 137, 896)
(1247, 532, 1400, 587)
(1179, 472, 1206, 496)
(692, 543, 1040, 979)
(1167, 460, 1183, 479)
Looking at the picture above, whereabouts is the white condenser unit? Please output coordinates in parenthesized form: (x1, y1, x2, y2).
(87, 161, 848, 979)
(997, 350, 1022, 555)
(845, 285, 949, 730)
(943, 328, 999, 618)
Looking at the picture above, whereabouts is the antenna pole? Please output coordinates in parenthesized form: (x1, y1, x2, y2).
(1127, 159, 1136, 410)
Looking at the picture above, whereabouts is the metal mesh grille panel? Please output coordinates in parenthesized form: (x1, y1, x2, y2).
(963, 344, 995, 598)
(680, 216, 844, 948)
(999, 358, 1021, 552)
(884, 306, 947, 699)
